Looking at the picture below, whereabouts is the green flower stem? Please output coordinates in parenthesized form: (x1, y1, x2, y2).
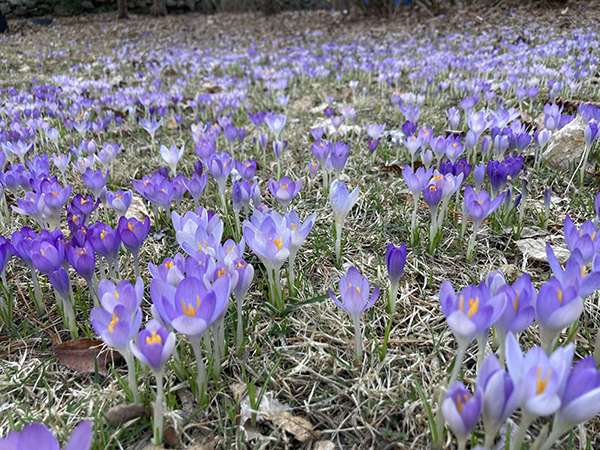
(153, 371, 164, 445)
(123, 349, 140, 403)
(189, 337, 207, 406)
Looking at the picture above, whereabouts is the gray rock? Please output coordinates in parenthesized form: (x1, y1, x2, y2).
(543, 116, 586, 171)
(81, 0, 94, 9)
(13, 6, 27, 15)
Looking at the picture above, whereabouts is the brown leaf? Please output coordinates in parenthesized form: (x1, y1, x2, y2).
(105, 403, 149, 427)
(272, 412, 320, 443)
(197, 83, 223, 95)
(54, 338, 120, 376)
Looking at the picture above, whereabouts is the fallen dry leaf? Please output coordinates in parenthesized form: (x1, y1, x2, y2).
(314, 441, 336, 450)
(271, 412, 320, 443)
(126, 194, 153, 225)
(54, 338, 119, 376)
(105, 403, 149, 427)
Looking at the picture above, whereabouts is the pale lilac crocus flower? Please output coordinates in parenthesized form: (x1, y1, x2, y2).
(328, 266, 379, 361)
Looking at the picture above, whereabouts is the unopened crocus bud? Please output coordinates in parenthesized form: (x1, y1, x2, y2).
(421, 149, 433, 169)
(480, 135, 491, 157)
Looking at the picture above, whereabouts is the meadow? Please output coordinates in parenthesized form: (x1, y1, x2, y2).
(0, 2, 600, 449)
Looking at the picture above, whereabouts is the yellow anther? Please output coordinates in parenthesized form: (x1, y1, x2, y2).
(146, 330, 162, 345)
(165, 261, 174, 269)
(557, 289, 563, 304)
(128, 223, 134, 232)
(108, 312, 119, 333)
(536, 366, 552, 395)
(467, 297, 479, 318)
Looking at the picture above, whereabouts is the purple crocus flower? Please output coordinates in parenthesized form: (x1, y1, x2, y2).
(12, 191, 45, 226)
(249, 111, 266, 129)
(445, 138, 464, 163)
(194, 140, 216, 160)
(442, 382, 482, 448)
(268, 176, 302, 212)
(159, 144, 185, 176)
(328, 266, 379, 361)
(473, 163, 485, 192)
(106, 190, 132, 217)
(243, 210, 291, 276)
(183, 173, 208, 210)
(563, 215, 600, 264)
(311, 139, 331, 166)
(308, 161, 319, 177)
(386, 242, 406, 315)
(547, 245, 600, 298)
(367, 138, 379, 157)
(0, 421, 92, 450)
(149, 254, 186, 287)
(535, 277, 582, 354)
(130, 319, 175, 373)
(82, 168, 108, 199)
(330, 141, 349, 174)
(440, 280, 505, 383)
(506, 333, 573, 450)
(477, 353, 521, 443)
(67, 241, 95, 283)
(330, 180, 360, 261)
(117, 215, 150, 277)
(97, 277, 144, 316)
(231, 257, 254, 349)
(548, 357, 600, 441)
(486, 160, 508, 198)
(89, 222, 121, 276)
(51, 153, 71, 176)
(365, 122, 386, 140)
(464, 185, 504, 232)
(235, 159, 257, 181)
(264, 112, 286, 140)
(206, 152, 233, 205)
(91, 297, 142, 352)
(30, 240, 65, 275)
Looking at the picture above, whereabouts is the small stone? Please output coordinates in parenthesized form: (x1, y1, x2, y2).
(81, 0, 94, 9)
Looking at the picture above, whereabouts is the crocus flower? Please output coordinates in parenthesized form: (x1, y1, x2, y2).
(477, 353, 521, 446)
(130, 319, 176, 443)
(486, 160, 508, 198)
(235, 159, 257, 181)
(473, 163, 485, 192)
(206, 151, 233, 208)
(118, 215, 150, 277)
(12, 191, 45, 227)
(328, 266, 379, 361)
(442, 382, 482, 449)
(67, 240, 96, 283)
(243, 210, 291, 308)
(0, 421, 92, 450)
(148, 254, 185, 287)
(51, 153, 70, 179)
(106, 190, 132, 217)
(268, 176, 302, 212)
(386, 242, 406, 315)
(506, 333, 573, 450)
(547, 244, 600, 299)
(402, 164, 433, 232)
(140, 116, 163, 141)
(542, 357, 600, 449)
(183, 173, 208, 210)
(285, 210, 315, 295)
(464, 185, 504, 260)
(264, 112, 286, 140)
(82, 168, 109, 199)
(365, 122, 386, 140)
(563, 215, 600, 264)
(329, 180, 359, 261)
(440, 280, 505, 383)
(330, 141, 349, 176)
(89, 222, 121, 278)
(159, 144, 184, 177)
(308, 161, 319, 178)
(535, 277, 582, 354)
(494, 273, 536, 360)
